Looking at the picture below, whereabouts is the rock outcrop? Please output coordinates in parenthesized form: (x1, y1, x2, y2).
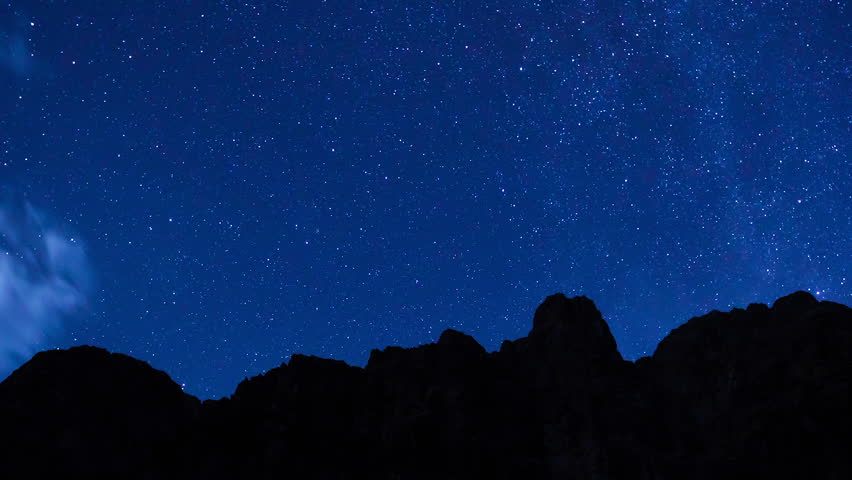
(0, 346, 199, 478)
(0, 291, 849, 479)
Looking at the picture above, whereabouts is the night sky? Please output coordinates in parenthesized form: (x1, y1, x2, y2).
(1, 1, 848, 399)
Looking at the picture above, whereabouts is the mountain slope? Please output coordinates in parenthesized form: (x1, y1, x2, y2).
(0, 291, 849, 479)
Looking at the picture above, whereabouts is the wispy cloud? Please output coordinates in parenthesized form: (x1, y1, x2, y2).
(0, 29, 34, 77)
(0, 198, 92, 374)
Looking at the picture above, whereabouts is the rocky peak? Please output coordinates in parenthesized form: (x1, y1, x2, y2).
(772, 290, 819, 319)
(437, 328, 486, 354)
(0, 345, 189, 401)
(527, 293, 623, 366)
(0, 345, 197, 479)
(365, 332, 488, 382)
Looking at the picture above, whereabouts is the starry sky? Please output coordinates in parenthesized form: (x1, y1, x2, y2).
(0, 1, 848, 399)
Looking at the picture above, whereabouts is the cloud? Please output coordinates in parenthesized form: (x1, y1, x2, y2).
(0, 197, 92, 374)
(0, 29, 34, 77)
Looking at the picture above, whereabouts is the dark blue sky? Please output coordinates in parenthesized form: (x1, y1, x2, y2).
(1, 1, 848, 399)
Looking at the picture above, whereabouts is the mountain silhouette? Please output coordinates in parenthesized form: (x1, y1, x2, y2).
(0, 291, 849, 479)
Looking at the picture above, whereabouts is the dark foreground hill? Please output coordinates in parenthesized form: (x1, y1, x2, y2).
(1, 291, 849, 479)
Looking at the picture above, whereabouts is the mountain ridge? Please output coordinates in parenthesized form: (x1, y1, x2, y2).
(1, 290, 849, 479)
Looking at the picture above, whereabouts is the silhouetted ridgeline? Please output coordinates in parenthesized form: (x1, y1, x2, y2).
(0, 291, 849, 479)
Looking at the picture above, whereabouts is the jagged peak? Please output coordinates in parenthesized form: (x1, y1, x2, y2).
(651, 291, 837, 363)
(527, 293, 622, 363)
(772, 290, 818, 313)
(288, 353, 353, 369)
(530, 293, 604, 334)
(8, 344, 175, 385)
(437, 328, 485, 353)
(26, 345, 110, 363)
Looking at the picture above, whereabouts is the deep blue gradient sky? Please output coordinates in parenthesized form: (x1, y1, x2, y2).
(1, 1, 848, 399)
